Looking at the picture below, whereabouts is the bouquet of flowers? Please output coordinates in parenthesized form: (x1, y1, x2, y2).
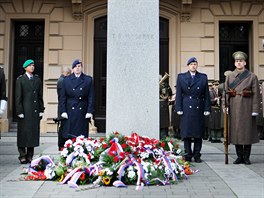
(22, 132, 194, 190)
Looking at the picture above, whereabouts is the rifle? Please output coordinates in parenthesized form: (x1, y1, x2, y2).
(223, 91, 229, 164)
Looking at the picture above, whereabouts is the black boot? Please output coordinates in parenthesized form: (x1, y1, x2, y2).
(233, 145, 244, 164)
(243, 145, 252, 165)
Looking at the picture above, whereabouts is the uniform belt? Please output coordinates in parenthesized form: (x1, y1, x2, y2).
(228, 90, 252, 97)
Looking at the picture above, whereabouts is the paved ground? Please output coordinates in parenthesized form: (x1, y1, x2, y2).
(0, 132, 263, 198)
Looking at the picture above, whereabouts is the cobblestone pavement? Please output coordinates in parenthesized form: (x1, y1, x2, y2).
(0, 132, 263, 198)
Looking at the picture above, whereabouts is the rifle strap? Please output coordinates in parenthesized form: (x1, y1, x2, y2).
(229, 70, 250, 90)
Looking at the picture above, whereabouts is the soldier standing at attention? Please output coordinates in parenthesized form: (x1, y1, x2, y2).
(60, 59, 94, 140)
(208, 81, 223, 143)
(225, 51, 260, 165)
(16, 59, 45, 164)
(175, 57, 211, 163)
(159, 74, 173, 139)
(56, 67, 71, 150)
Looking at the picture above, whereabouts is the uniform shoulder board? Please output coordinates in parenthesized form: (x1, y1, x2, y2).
(17, 75, 23, 79)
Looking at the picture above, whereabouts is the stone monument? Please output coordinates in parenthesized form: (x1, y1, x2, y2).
(106, 0, 159, 139)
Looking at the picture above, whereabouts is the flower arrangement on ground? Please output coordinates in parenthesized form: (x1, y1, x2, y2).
(22, 132, 194, 190)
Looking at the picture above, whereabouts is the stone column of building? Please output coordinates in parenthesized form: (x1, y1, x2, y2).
(106, 0, 159, 138)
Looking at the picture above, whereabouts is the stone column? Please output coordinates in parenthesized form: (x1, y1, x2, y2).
(106, 0, 159, 139)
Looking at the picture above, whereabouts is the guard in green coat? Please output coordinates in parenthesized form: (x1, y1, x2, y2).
(15, 59, 45, 164)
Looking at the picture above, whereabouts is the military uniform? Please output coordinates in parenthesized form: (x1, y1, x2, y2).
(175, 57, 211, 162)
(159, 81, 172, 139)
(208, 81, 223, 142)
(225, 51, 260, 165)
(59, 72, 94, 139)
(16, 60, 45, 163)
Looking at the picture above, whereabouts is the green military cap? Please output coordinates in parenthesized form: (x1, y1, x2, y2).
(232, 51, 247, 60)
(23, 59, 34, 68)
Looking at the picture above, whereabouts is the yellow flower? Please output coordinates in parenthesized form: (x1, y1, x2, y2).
(99, 170, 104, 176)
(103, 176, 111, 185)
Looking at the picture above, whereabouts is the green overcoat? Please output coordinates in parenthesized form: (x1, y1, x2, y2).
(15, 74, 45, 147)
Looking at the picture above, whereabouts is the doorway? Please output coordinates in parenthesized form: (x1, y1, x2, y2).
(219, 22, 251, 82)
(12, 20, 44, 120)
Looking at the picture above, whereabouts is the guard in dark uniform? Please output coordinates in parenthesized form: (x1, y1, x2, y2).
(0, 66, 7, 139)
(16, 59, 45, 164)
(175, 57, 211, 163)
(60, 59, 94, 139)
(208, 81, 223, 142)
(159, 73, 172, 139)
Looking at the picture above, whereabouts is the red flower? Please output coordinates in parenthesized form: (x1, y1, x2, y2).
(100, 137, 105, 142)
(137, 158, 141, 163)
(102, 143, 108, 149)
(160, 142, 165, 147)
(114, 131, 119, 135)
(119, 152, 125, 159)
(87, 153, 91, 160)
(80, 172, 86, 181)
(121, 144, 126, 149)
(114, 156, 119, 162)
(72, 138, 76, 142)
(108, 151, 116, 157)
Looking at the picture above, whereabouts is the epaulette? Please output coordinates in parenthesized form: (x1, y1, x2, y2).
(17, 75, 23, 79)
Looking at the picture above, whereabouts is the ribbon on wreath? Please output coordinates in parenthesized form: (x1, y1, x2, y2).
(162, 155, 178, 182)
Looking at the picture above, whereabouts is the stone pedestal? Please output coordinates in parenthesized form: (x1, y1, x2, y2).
(106, 0, 159, 139)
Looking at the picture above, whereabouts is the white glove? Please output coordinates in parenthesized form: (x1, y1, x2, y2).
(39, 112, 44, 117)
(223, 107, 228, 114)
(0, 100, 7, 111)
(204, 111, 210, 116)
(61, 112, 68, 119)
(85, 113, 93, 119)
(252, 112, 258, 116)
(177, 111, 183, 115)
(18, 114, 24, 118)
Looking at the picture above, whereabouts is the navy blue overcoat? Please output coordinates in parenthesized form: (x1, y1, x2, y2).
(60, 73, 94, 138)
(175, 71, 211, 138)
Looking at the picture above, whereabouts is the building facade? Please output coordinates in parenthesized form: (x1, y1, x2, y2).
(0, 0, 263, 133)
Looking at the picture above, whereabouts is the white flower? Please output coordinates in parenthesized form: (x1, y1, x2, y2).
(104, 168, 113, 176)
(140, 152, 149, 159)
(61, 148, 68, 157)
(128, 170, 136, 179)
(64, 139, 73, 145)
(44, 164, 55, 179)
(144, 144, 152, 149)
(127, 165, 134, 171)
(86, 144, 93, 152)
(74, 145, 84, 156)
(176, 149, 182, 155)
